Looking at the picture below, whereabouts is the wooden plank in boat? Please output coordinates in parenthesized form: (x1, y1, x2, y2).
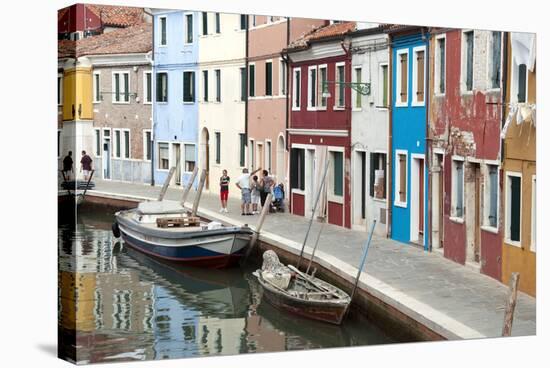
(156, 216, 201, 228)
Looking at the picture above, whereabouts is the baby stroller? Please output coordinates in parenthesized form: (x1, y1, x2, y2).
(272, 183, 285, 213)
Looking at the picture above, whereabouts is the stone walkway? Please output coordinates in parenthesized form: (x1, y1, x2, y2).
(84, 179, 536, 339)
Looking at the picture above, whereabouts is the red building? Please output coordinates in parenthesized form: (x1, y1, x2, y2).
(428, 29, 504, 280)
(58, 4, 147, 40)
(284, 22, 355, 228)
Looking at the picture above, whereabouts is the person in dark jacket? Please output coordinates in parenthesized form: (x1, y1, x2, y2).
(80, 150, 93, 181)
(62, 151, 73, 181)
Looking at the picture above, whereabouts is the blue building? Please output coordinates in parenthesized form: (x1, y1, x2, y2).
(389, 28, 429, 249)
(152, 10, 199, 187)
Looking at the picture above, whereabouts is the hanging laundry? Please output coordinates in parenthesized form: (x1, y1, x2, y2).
(501, 105, 518, 139)
(511, 32, 536, 72)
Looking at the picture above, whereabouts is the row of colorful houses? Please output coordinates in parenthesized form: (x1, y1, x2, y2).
(57, 5, 536, 296)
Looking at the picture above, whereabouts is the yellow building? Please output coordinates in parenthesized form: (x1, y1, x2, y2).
(501, 32, 536, 296)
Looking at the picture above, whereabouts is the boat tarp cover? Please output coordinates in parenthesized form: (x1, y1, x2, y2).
(137, 200, 188, 215)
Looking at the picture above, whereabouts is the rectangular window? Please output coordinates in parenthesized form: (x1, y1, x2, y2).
(517, 64, 527, 103)
(94, 129, 101, 157)
(370, 152, 387, 199)
(265, 61, 273, 96)
(185, 14, 193, 43)
(215, 13, 220, 33)
(57, 74, 63, 105)
(240, 14, 247, 30)
(202, 12, 208, 35)
(123, 130, 130, 159)
(158, 142, 169, 170)
(183, 71, 195, 102)
(319, 65, 328, 107)
(280, 60, 287, 95)
(486, 164, 499, 228)
(240, 67, 246, 101)
(437, 37, 446, 94)
(490, 31, 502, 89)
(93, 72, 100, 102)
(239, 133, 246, 167)
(336, 64, 345, 108)
(464, 31, 474, 91)
(249, 140, 255, 170)
(114, 130, 121, 158)
(506, 173, 522, 243)
(144, 72, 152, 103)
(113, 72, 129, 102)
(160, 17, 167, 45)
(202, 70, 208, 102)
(452, 159, 464, 218)
(308, 66, 317, 108)
(380, 64, 388, 107)
(290, 148, 305, 190)
(144, 130, 151, 161)
(292, 68, 301, 109)
(396, 152, 407, 204)
(354, 67, 362, 108)
(156, 72, 168, 102)
(184, 144, 195, 172)
(414, 48, 425, 103)
(215, 69, 221, 102)
(331, 151, 344, 196)
(398, 51, 408, 105)
(215, 132, 221, 164)
(249, 64, 255, 97)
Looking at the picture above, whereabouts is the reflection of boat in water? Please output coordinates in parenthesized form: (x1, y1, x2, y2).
(114, 200, 253, 269)
(120, 245, 250, 318)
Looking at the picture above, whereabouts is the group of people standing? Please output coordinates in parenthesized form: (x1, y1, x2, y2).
(219, 168, 278, 216)
(61, 150, 93, 181)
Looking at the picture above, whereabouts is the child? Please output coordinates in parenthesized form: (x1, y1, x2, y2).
(219, 170, 230, 213)
(250, 175, 261, 214)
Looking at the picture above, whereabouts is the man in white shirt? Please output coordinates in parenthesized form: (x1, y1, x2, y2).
(236, 167, 262, 215)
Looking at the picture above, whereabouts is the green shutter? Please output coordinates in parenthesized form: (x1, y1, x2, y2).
(333, 152, 343, 196)
(510, 176, 521, 241)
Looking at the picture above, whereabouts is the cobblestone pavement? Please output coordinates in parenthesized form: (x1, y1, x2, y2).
(85, 179, 536, 338)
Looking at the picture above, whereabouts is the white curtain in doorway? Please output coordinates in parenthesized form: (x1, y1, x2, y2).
(315, 145, 328, 220)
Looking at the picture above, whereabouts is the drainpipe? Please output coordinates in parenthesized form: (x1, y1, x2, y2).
(145, 8, 155, 186)
(244, 15, 249, 148)
(341, 37, 352, 229)
(386, 35, 393, 238)
(500, 32, 509, 165)
(425, 29, 432, 252)
(285, 18, 290, 152)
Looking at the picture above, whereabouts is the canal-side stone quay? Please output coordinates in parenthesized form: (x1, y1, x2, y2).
(80, 179, 536, 340)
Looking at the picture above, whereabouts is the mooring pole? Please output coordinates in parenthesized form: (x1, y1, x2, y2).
(181, 166, 199, 207)
(297, 158, 330, 269)
(305, 219, 326, 276)
(502, 272, 520, 337)
(350, 220, 377, 302)
(244, 193, 273, 261)
(191, 169, 207, 217)
(158, 166, 176, 201)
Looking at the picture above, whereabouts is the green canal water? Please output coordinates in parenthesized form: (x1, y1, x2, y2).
(58, 202, 394, 364)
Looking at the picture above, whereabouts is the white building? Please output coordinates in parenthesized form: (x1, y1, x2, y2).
(350, 26, 390, 236)
(198, 12, 247, 197)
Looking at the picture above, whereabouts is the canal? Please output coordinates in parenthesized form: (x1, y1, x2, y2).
(58, 202, 395, 364)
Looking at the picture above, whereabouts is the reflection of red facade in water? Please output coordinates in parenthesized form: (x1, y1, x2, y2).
(245, 314, 286, 352)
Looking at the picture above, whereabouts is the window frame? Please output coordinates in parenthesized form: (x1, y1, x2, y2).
(378, 62, 389, 109)
(334, 62, 346, 110)
(531, 175, 536, 252)
(214, 69, 221, 102)
(122, 129, 131, 160)
(411, 45, 426, 106)
(112, 71, 130, 104)
(450, 156, 465, 222)
(461, 30, 475, 94)
(394, 149, 408, 207)
(292, 67, 301, 110)
(279, 58, 287, 96)
(505, 171, 523, 247)
(265, 139, 272, 173)
(93, 71, 101, 103)
(143, 129, 152, 161)
(511, 58, 529, 103)
(57, 129, 62, 158)
(239, 133, 246, 168)
(435, 34, 446, 96)
(317, 64, 328, 109)
(183, 143, 196, 173)
(265, 60, 273, 97)
(159, 16, 167, 46)
(183, 70, 196, 104)
(157, 141, 170, 171)
(395, 48, 409, 107)
(184, 13, 194, 44)
(155, 72, 168, 103)
(113, 129, 122, 159)
(57, 73, 63, 106)
(487, 31, 503, 92)
(290, 146, 306, 192)
(353, 65, 363, 110)
(307, 65, 318, 110)
(240, 67, 247, 102)
(215, 131, 221, 165)
(143, 71, 152, 104)
(248, 63, 256, 97)
(328, 147, 345, 203)
(201, 12, 208, 36)
(94, 128, 101, 158)
(370, 151, 387, 200)
(214, 12, 221, 34)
